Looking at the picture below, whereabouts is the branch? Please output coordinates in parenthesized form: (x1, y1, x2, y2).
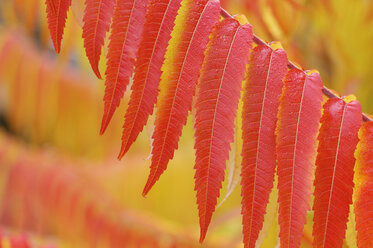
(220, 8, 372, 122)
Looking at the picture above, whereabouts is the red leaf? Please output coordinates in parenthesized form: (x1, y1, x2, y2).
(240, 44, 288, 248)
(312, 98, 361, 248)
(45, 0, 72, 53)
(276, 69, 323, 248)
(355, 122, 373, 247)
(82, 0, 116, 79)
(118, 0, 182, 159)
(142, 0, 220, 195)
(100, 0, 149, 134)
(194, 18, 252, 242)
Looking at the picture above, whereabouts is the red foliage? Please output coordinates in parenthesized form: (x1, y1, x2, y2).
(194, 18, 252, 242)
(142, 0, 220, 195)
(240, 45, 288, 248)
(101, 0, 149, 134)
(45, 0, 72, 53)
(82, 0, 116, 78)
(118, 0, 182, 158)
(313, 98, 361, 248)
(276, 69, 323, 248)
(355, 122, 373, 247)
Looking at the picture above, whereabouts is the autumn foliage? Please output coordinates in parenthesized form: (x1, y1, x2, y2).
(1, 0, 373, 247)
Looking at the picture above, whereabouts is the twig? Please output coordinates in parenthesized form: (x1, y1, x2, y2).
(220, 7, 372, 122)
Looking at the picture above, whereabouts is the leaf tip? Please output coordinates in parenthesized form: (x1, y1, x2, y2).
(117, 145, 128, 160)
(54, 44, 61, 54)
(100, 104, 117, 135)
(199, 231, 206, 244)
(118, 133, 133, 160)
(142, 184, 151, 197)
(143, 173, 158, 196)
(100, 117, 110, 135)
(94, 69, 102, 80)
(142, 190, 147, 198)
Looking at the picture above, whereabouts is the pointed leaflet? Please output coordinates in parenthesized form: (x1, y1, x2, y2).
(142, 0, 220, 195)
(118, 0, 182, 159)
(276, 69, 323, 248)
(353, 122, 373, 247)
(194, 18, 253, 242)
(45, 0, 72, 53)
(312, 97, 361, 248)
(240, 44, 288, 248)
(100, 0, 149, 134)
(82, 0, 116, 79)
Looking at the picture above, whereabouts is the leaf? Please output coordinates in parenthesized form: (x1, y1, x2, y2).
(118, 0, 182, 159)
(354, 122, 373, 247)
(312, 97, 361, 248)
(45, 0, 72, 53)
(209, 14, 248, 209)
(276, 69, 323, 248)
(142, 0, 220, 195)
(194, 18, 253, 242)
(240, 44, 288, 248)
(100, 0, 149, 134)
(82, 0, 116, 79)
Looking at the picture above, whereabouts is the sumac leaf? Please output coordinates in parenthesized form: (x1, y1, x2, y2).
(142, 0, 220, 195)
(45, 0, 72, 53)
(118, 0, 182, 159)
(353, 123, 373, 247)
(312, 97, 361, 248)
(100, 0, 149, 134)
(276, 69, 323, 248)
(241, 44, 288, 248)
(194, 18, 252, 242)
(82, 0, 116, 79)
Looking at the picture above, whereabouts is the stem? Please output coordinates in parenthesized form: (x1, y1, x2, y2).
(220, 8, 372, 122)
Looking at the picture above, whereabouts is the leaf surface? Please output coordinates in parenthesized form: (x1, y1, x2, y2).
(240, 44, 288, 248)
(82, 0, 116, 78)
(276, 69, 323, 248)
(45, 0, 72, 53)
(353, 122, 373, 247)
(194, 18, 252, 242)
(142, 0, 220, 195)
(118, 0, 182, 158)
(100, 0, 149, 134)
(312, 97, 361, 248)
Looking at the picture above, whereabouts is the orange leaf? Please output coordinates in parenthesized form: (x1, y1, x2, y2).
(100, 0, 149, 134)
(45, 0, 72, 53)
(142, 0, 220, 195)
(194, 18, 252, 242)
(353, 122, 373, 247)
(241, 44, 288, 248)
(82, 0, 116, 78)
(276, 69, 323, 248)
(312, 98, 361, 248)
(118, 0, 182, 159)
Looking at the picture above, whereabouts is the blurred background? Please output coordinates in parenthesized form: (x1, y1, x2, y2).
(0, 0, 372, 247)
